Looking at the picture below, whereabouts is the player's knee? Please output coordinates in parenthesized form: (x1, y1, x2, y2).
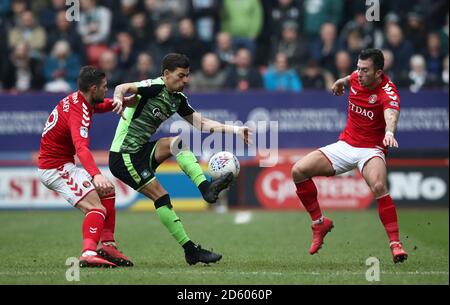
(154, 193, 172, 209)
(86, 204, 107, 215)
(291, 162, 308, 180)
(372, 182, 388, 197)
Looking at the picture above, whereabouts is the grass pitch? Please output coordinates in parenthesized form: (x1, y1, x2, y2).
(0, 209, 448, 285)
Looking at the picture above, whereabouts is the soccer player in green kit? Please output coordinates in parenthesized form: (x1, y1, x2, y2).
(109, 53, 251, 265)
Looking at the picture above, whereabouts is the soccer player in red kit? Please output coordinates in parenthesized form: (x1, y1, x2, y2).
(38, 66, 134, 268)
(291, 49, 408, 263)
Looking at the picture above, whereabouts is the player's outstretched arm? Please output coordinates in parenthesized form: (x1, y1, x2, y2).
(383, 108, 400, 148)
(331, 75, 351, 96)
(112, 83, 139, 116)
(183, 112, 253, 145)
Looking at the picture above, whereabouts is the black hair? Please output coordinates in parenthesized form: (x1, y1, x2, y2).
(77, 66, 106, 92)
(162, 53, 190, 74)
(359, 48, 385, 71)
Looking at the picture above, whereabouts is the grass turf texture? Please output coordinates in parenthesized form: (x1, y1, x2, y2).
(0, 209, 448, 284)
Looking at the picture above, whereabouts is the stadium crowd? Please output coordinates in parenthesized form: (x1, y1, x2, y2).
(0, 0, 448, 93)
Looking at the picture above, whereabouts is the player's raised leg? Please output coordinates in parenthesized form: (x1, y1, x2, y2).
(362, 157, 408, 263)
(157, 137, 233, 204)
(76, 191, 117, 268)
(95, 188, 134, 267)
(139, 178, 222, 265)
(291, 150, 335, 254)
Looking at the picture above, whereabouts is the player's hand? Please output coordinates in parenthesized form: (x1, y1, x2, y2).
(236, 126, 253, 145)
(331, 79, 346, 96)
(383, 131, 398, 148)
(92, 174, 114, 195)
(112, 98, 125, 120)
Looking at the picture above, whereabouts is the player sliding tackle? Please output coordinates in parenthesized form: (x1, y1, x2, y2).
(291, 49, 408, 263)
(38, 67, 134, 268)
(110, 53, 252, 265)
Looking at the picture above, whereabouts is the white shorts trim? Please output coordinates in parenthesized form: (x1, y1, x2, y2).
(38, 163, 95, 206)
(319, 141, 386, 176)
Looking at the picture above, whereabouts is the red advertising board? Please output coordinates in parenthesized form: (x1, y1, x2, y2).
(254, 163, 374, 210)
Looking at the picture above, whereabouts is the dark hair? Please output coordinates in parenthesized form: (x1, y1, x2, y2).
(162, 53, 190, 74)
(359, 48, 385, 71)
(77, 66, 106, 92)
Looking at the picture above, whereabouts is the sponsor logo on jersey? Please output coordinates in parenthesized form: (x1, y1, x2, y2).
(349, 101, 374, 120)
(152, 107, 169, 121)
(389, 101, 399, 107)
(368, 94, 378, 104)
(82, 181, 91, 188)
(80, 126, 89, 138)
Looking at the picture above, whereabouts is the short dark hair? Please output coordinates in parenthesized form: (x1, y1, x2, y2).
(359, 48, 384, 71)
(77, 66, 106, 92)
(162, 53, 190, 74)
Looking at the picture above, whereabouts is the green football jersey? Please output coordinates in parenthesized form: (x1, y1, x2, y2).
(110, 77, 195, 153)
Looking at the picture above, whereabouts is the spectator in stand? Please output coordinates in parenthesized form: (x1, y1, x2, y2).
(343, 29, 365, 64)
(310, 23, 339, 74)
(189, 53, 226, 92)
(1, 41, 43, 91)
(270, 0, 302, 45)
(113, 31, 137, 72)
(263, 52, 302, 92)
(442, 55, 449, 89)
(98, 49, 123, 88)
(148, 21, 176, 71)
(224, 48, 263, 91)
(189, 0, 221, 46)
(215, 32, 235, 69)
(339, 8, 377, 50)
(272, 21, 309, 72)
(124, 52, 158, 83)
(383, 23, 415, 82)
(175, 17, 208, 72)
(300, 59, 329, 90)
(438, 13, 448, 55)
(43, 40, 80, 92)
(110, 0, 139, 39)
(38, 0, 65, 31)
(129, 12, 152, 53)
(403, 11, 428, 53)
(46, 10, 86, 65)
(8, 10, 46, 60)
(3, 0, 28, 28)
(302, 0, 342, 40)
(143, 0, 190, 28)
(333, 50, 352, 81)
(78, 0, 112, 45)
(221, 0, 263, 56)
(407, 54, 441, 92)
(423, 32, 446, 84)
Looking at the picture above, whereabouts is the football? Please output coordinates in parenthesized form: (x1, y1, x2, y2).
(208, 151, 240, 180)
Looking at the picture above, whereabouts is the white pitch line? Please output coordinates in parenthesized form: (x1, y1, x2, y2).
(234, 211, 253, 224)
(154, 270, 449, 277)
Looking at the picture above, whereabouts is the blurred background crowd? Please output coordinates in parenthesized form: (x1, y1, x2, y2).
(0, 0, 448, 93)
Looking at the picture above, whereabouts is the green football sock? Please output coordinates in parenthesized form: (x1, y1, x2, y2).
(176, 150, 207, 187)
(156, 205, 190, 246)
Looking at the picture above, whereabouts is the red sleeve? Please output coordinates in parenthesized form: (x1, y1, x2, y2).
(69, 102, 101, 177)
(381, 81, 401, 111)
(94, 98, 114, 113)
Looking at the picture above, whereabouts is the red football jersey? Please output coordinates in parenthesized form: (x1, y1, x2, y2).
(38, 91, 113, 177)
(339, 71, 400, 151)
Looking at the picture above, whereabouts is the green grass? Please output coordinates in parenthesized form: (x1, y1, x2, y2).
(0, 209, 448, 285)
